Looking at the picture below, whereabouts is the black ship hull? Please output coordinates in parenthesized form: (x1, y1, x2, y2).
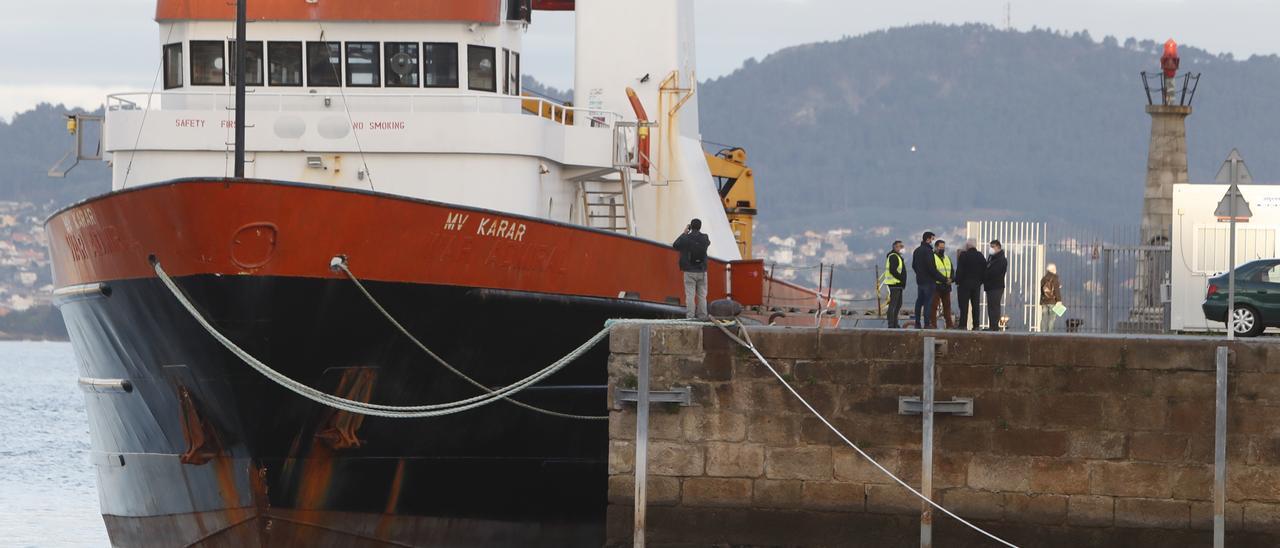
(46, 179, 730, 546)
(61, 273, 673, 546)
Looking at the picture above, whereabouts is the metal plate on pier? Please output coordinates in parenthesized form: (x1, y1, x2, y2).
(898, 396, 974, 417)
(614, 386, 693, 408)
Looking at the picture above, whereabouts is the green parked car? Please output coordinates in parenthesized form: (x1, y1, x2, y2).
(1202, 259, 1280, 337)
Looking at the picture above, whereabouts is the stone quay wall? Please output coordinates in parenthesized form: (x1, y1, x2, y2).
(605, 325, 1280, 547)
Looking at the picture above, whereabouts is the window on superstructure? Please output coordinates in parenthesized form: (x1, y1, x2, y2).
(190, 41, 226, 86)
(306, 42, 342, 87)
(345, 42, 380, 87)
(505, 50, 520, 96)
(163, 43, 183, 89)
(506, 0, 530, 22)
(384, 43, 420, 87)
(467, 45, 496, 92)
(423, 43, 458, 88)
(228, 41, 264, 86)
(267, 42, 303, 86)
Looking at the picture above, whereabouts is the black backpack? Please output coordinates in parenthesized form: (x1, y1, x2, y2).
(688, 235, 709, 266)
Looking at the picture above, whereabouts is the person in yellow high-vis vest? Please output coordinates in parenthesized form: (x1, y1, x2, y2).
(881, 240, 907, 328)
(928, 240, 955, 328)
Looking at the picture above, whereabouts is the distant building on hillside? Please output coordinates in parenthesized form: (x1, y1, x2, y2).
(7, 294, 33, 312)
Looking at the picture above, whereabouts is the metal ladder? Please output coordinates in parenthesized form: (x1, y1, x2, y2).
(572, 121, 652, 235)
(576, 168, 635, 234)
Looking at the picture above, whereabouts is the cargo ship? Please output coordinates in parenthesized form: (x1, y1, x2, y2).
(45, 1, 833, 545)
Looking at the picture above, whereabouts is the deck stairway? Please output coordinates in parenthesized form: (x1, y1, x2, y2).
(573, 168, 636, 235)
(570, 122, 654, 235)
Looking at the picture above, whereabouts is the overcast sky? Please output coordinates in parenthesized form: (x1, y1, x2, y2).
(2, 0, 1278, 120)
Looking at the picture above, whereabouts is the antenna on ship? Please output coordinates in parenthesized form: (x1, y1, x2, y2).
(233, 0, 247, 178)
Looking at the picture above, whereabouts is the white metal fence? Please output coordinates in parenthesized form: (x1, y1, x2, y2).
(967, 222, 1175, 334)
(965, 221, 1046, 332)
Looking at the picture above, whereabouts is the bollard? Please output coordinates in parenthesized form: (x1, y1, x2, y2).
(921, 337, 935, 548)
(1214, 346, 1228, 548)
(633, 325, 651, 548)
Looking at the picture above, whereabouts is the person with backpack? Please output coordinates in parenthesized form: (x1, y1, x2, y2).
(673, 218, 712, 319)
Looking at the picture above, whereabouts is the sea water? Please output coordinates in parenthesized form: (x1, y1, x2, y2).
(0, 342, 108, 547)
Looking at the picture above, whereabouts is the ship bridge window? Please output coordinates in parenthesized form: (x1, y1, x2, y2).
(163, 43, 183, 89)
(345, 42, 380, 87)
(385, 43, 420, 87)
(306, 41, 342, 87)
(504, 49, 520, 95)
(506, 0, 531, 22)
(268, 42, 303, 86)
(467, 45, 496, 92)
(190, 41, 226, 86)
(228, 41, 264, 86)
(424, 42, 458, 88)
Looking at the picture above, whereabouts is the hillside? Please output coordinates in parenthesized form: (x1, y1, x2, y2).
(0, 104, 109, 208)
(3, 24, 1280, 304)
(699, 24, 1280, 237)
(8, 26, 1279, 224)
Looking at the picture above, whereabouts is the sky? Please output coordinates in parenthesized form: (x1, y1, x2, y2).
(2, 0, 1279, 120)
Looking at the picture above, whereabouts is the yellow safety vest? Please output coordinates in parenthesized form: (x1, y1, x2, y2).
(934, 254, 952, 280)
(882, 253, 904, 286)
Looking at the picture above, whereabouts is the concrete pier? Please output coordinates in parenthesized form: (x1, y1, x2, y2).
(606, 325, 1280, 547)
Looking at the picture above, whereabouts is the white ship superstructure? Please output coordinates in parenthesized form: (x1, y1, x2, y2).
(105, 0, 740, 258)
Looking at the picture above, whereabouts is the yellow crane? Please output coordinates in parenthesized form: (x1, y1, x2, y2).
(705, 147, 758, 259)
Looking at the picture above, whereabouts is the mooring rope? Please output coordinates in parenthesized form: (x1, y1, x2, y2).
(712, 321, 1019, 548)
(331, 256, 608, 420)
(154, 255, 1009, 543)
(152, 258, 701, 418)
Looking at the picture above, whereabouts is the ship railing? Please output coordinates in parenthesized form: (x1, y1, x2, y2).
(105, 91, 622, 128)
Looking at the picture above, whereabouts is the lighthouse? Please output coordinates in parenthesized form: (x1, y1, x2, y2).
(1140, 39, 1200, 245)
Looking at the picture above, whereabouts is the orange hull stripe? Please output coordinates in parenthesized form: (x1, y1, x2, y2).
(47, 180, 728, 306)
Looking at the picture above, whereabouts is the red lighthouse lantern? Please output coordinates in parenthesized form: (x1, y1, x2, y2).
(1161, 39, 1180, 79)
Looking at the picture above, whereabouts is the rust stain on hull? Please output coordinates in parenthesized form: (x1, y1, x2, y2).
(315, 368, 377, 450)
(290, 367, 380, 546)
(375, 459, 408, 540)
(212, 456, 249, 528)
(178, 386, 221, 465)
(174, 385, 260, 543)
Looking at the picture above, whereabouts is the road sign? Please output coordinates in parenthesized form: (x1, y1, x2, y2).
(1217, 149, 1250, 341)
(1214, 184, 1252, 222)
(1215, 149, 1253, 185)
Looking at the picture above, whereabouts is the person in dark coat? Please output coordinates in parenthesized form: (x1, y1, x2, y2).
(673, 218, 711, 319)
(911, 231, 943, 328)
(953, 239, 987, 330)
(882, 240, 908, 328)
(983, 240, 1008, 331)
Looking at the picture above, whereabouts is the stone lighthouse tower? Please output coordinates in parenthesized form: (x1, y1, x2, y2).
(1130, 40, 1200, 331)
(1140, 39, 1198, 244)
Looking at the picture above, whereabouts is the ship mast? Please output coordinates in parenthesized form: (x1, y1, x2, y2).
(233, 0, 246, 178)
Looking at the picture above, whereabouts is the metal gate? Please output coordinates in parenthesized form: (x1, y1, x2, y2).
(1046, 233, 1172, 334)
(965, 221, 1046, 331)
(965, 223, 1174, 334)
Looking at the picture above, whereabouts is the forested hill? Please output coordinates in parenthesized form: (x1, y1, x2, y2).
(5, 24, 1280, 230)
(698, 24, 1280, 235)
(0, 104, 108, 208)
